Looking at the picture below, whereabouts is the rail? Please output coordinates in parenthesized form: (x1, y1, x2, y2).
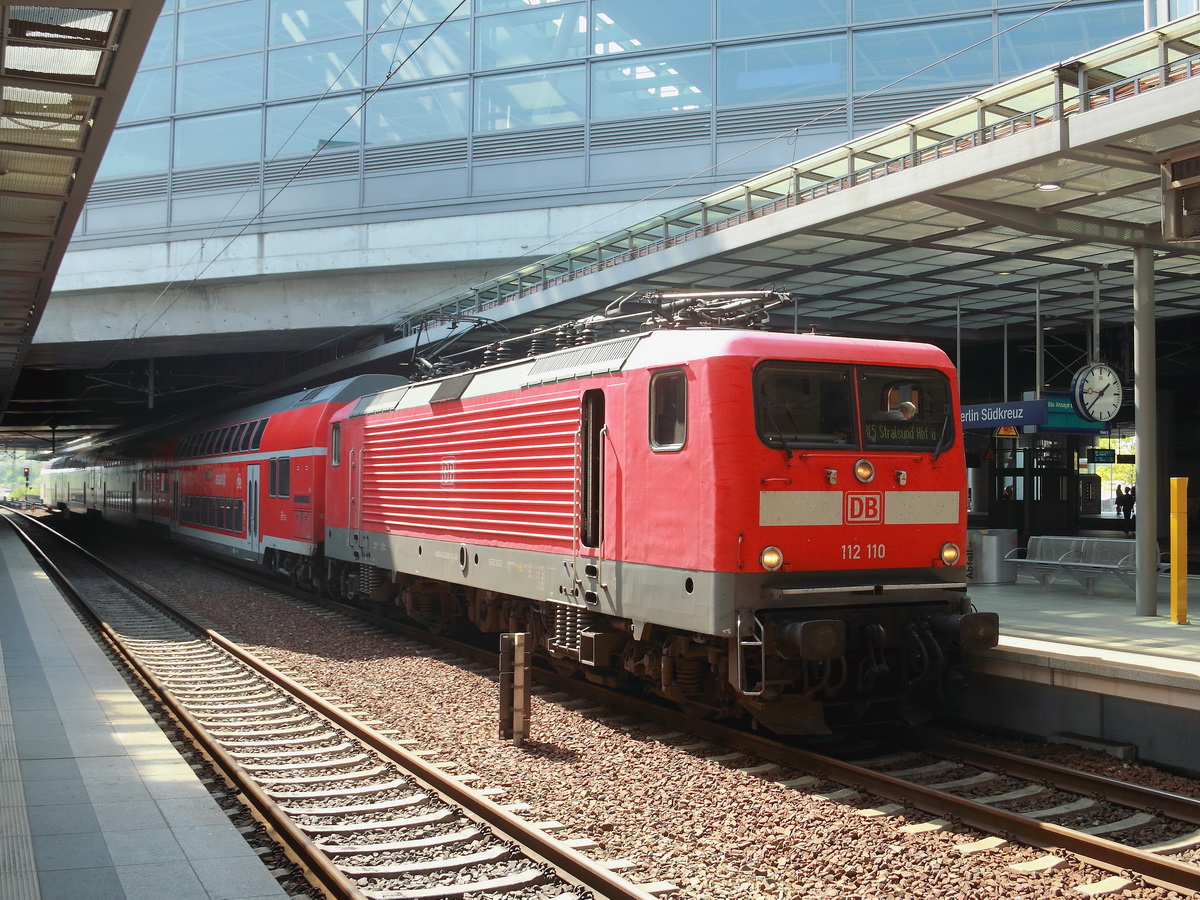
(197, 529, 1200, 897)
(8, 512, 664, 900)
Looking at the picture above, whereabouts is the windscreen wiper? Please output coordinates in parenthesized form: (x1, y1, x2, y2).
(931, 414, 952, 462)
(763, 408, 794, 460)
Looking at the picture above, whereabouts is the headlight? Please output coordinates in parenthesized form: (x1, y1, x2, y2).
(940, 542, 961, 566)
(760, 546, 784, 571)
(854, 459, 875, 483)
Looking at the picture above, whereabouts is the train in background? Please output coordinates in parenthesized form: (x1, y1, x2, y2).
(43, 292, 997, 734)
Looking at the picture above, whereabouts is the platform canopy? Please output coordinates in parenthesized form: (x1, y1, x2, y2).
(0, 1, 162, 442)
(285, 13, 1200, 392)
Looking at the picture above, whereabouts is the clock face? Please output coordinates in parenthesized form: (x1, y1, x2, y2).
(1071, 364, 1123, 422)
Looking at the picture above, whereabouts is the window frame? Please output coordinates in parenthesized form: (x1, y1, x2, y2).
(649, 368, 688, 452)
(752, 361, 856, 450)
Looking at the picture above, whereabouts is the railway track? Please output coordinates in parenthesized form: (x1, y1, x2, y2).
(36, 511, 1200, 897)
(200, 549, 1200, 896)
(8, 512, 671, 900)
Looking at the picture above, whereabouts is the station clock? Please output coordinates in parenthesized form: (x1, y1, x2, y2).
(1069, 363, 1123, 423)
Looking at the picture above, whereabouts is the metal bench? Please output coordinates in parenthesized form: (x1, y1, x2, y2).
(1006, 536, 1166, 595)
(1064, 537, 1169, 595)
(1056, 537, 1135, 594)
(1004, 536, 1084, 589)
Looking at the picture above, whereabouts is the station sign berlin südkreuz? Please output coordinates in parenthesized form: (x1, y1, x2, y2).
(959, 400, 1047, 430)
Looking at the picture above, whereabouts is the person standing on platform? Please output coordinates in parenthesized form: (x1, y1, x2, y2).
(1117, 485, 1134, 534)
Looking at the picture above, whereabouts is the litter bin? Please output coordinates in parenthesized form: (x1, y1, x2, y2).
(966, 529, 1018, 584)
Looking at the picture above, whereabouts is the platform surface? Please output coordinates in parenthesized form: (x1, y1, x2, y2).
(969, 567, 1199, 676)
(0, 524, 289, 900)
(961, 547, 1200, 755)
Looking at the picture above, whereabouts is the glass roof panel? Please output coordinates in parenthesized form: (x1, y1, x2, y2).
(8, 7, 114, 46)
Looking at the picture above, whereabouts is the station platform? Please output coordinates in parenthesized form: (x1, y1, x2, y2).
(969, 568, 1199, 686)
(0, 524, 290, 900)
(963, 565, 1200, 772)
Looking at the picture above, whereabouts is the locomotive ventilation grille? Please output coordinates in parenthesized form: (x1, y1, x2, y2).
(523, 336, 642, 387)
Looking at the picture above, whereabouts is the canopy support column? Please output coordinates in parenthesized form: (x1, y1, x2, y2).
(1134, 247, 1158, 616)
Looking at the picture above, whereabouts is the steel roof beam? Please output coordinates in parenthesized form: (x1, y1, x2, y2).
(929, 194, 1177, 248)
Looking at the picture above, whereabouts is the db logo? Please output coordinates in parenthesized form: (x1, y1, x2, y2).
(440, 458, 456, 487)
(845, 492, 883, 523)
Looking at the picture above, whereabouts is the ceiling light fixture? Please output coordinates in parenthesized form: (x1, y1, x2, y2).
(1036, 182, 1062, 191)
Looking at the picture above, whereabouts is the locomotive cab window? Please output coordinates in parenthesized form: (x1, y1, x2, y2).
(649, 369, 687, 450)
(754, 363, 855, 448)
(859, 368, 953, 451)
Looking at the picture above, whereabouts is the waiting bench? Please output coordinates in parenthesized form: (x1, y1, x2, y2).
(1004, 536, 1083, 589)
(1005, 536, 1166, 595)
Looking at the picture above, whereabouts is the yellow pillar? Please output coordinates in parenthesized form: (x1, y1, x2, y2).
(1170, 477, 1189, 625)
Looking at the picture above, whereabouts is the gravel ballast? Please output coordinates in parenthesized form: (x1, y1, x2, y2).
(83, 535, 1198, 900)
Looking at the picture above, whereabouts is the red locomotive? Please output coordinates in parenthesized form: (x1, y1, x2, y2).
(43, 292, 997, 733)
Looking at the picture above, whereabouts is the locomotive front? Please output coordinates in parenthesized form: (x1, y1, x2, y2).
(707, 336, 998, 732)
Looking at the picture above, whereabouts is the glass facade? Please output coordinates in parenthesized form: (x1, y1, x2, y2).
(86, 0, 1144, 235)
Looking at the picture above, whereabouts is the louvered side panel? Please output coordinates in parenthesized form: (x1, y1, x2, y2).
(360, 392, 580, 549)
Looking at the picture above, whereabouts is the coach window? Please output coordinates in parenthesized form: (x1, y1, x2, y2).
(331, 423, 341, 466)
(649, 369, 686, 450)
(251, 418, 268, 449)
(269, 457, 292, 497)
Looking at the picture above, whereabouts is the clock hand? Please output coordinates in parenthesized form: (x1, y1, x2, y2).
(1085, 382, 1110, 411)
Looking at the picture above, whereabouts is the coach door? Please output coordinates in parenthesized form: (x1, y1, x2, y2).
(575, 390, 605, 602)
(246, 465, 260, 553)
(348, 448, 362, 549)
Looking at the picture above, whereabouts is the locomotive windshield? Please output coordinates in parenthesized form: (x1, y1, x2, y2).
(754, 364, 856, 448)
(754, 362, 953, 452)
(859, 367, 954, 451)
